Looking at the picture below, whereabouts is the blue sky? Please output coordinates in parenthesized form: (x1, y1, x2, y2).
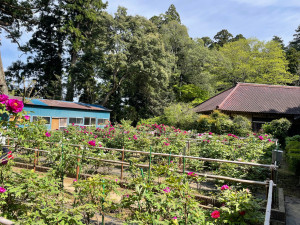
(2, 0, 300, 69)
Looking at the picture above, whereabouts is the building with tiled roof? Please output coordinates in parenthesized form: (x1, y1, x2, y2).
(13, 97, 111, 130)
(194, 83, 300, 132)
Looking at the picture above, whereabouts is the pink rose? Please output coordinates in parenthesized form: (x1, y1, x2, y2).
(24, 115, 30, 120)
(5, 99, 24, 113)
(221, 185, 230, 190)
(88, 140, 96, 146)
(211, 210, 220, 219)
(0, 94, 9, 104)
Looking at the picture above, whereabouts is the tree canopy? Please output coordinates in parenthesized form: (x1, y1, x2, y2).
(1, 3, 299, 123)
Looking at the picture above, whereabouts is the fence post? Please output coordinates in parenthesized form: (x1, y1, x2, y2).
(179, 156, 182, 170)
(183, 147, 186, 174)
(121, 147, 125, 180)
(102, 180, 105, 225)
(34, 149, 38, 172)
(148, 146, 152, 182)
(76, 147, 80, 181)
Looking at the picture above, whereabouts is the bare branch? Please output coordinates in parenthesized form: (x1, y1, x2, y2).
(0, 26, 22, 49)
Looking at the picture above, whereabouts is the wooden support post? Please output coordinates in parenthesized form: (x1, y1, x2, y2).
(121, 147, 125, 180)
(179, 157, 182, 170)
(37, 151, 39, 166)
(76, 152, 80, 181)
(34, 149, 38, 172)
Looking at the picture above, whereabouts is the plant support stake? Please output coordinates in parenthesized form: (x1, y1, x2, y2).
(102, 180, 105, 225)
(148, 146, 152, 182)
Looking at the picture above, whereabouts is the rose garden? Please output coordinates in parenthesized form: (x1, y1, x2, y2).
(0, 95, 293, 225)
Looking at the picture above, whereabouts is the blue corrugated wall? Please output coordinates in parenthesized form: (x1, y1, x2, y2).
(24, 105, 110, 129)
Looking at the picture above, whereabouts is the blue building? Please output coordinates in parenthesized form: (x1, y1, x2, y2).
(15, 97, 111, 130)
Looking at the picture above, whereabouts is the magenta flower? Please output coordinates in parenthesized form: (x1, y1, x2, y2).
(163, 187, 171, 193)
(45, 132, 51, 137)
(268, 138, 272, 142)
(211, 210, 220, 219)
(0, 187, 6, 193)
(73, 179, 77, 182)
(187, 172, 196, 177)
(258, 136, 264, 140)
(172, 216, 177, 219)
(24, 115, 30, 120)
(5, 99, 24, 113)
(221, 185, 230, 190)
(88, 140, 96, 146)
(164, 142, 170, 146)
(0, 94, 8, 104)
(2, 159, 8, 165)
(209, 132, 213, 135)
(133, 135, 137, 140)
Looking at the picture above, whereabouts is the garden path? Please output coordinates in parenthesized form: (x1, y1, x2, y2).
(285, 196, 300, 225)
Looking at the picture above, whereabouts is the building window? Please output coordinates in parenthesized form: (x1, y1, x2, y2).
(59, 118, 67, 129)
(84, 117, 96, 126)
(32, 116, 51, 125)
(97, 118, 108, 125)
(69, 117, 83, 125)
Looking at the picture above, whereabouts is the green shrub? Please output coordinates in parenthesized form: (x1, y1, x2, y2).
(285, 139, 300, 176)
(214, 187, 264, 225)
(232, 115, 251, 136)
(197, 110, 251, 135)
(197, 115, 212, 132)
(262, 118, 291, 146)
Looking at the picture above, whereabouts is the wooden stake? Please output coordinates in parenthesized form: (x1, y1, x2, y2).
(121, 147, 125, 180)
(76, 151, 80, 181)
(33, 149, 37, 172)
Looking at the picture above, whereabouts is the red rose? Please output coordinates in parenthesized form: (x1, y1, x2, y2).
(239, 211, 246, 216)
(211, 210, 220, 219)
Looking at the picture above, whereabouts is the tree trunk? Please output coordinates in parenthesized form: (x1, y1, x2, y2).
(65, 50, 77, 101)
(0, 50, 8, 95)
(101, 71, 126, 106)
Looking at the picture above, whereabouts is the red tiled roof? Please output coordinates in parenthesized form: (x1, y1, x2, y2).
(13, 96, 110, 112)
(194, 83, 300, 115)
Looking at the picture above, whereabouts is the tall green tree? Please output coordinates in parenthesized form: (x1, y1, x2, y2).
(272, 35, 285, 49)
(213, 29, 233, 48)
(150, 4, 181, 28)
(201, 36, 213, 48)
(290, 25, 300, 51)
(95, 7, 172, 121)
(64, 0, 107, 101)
(164, 4, 181, 24)
(0, 0, 39, 94)
(181, 38, 225, 95)
(217, 39, 296, 89)
(6, 1, 65, 99)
